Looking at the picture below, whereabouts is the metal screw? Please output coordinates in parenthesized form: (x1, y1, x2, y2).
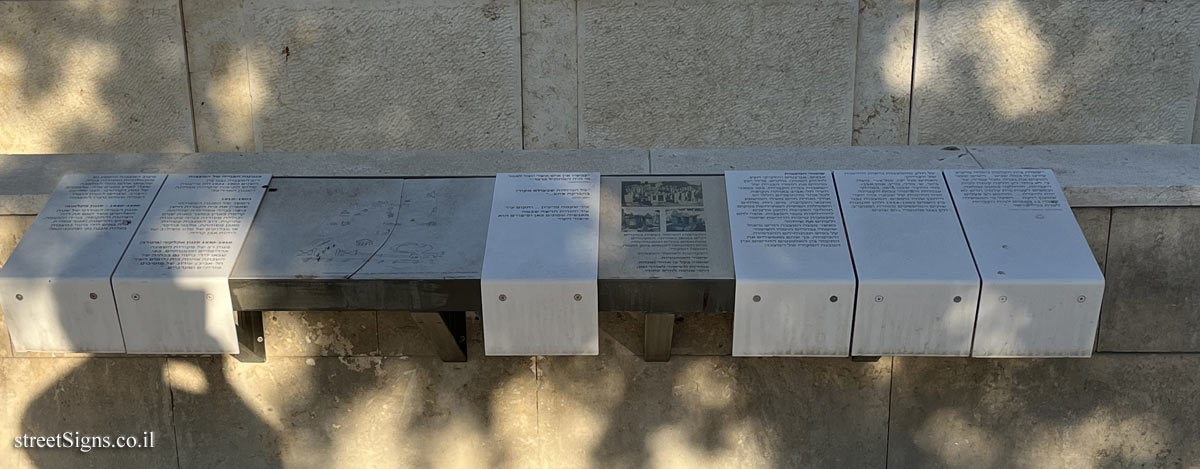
(874, 295, 884, 303)
(573, 294, 583, 301)
(498, 294, 507, 302)
(997, 271, 1006, 275)
(256, 336, 264, 343)
(999, 296, 1007, 303)
(829, 295, 838, 303)
(752, 295, 762, 303)
(15, 294, 23, 301)
(953, 296, 963, 303)
(205, 293, 214, 301)
(89, 292, 98, 300)
(1077, 295, 1086, 303)
(131, 293, 141, 301)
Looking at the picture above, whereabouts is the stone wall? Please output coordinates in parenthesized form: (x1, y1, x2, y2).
(3, 0, 1200, 154)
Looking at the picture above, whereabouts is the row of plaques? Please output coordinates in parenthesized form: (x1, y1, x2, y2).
(0, 170, 1103, 357)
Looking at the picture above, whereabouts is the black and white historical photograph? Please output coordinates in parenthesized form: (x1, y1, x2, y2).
(622, 180, 703, 207)
(666, 208, 706, 232)
(621, 208, 661, 232)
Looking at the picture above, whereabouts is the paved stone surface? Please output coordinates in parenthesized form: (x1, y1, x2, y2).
(182, 0, 257, 152)
(171, 355, 537, 468)
(968, 145, 1200, 207)
(0, 216, 34, 357)
(889, 355, 1200, 468)
(651, 146, 980, 174)
(536, 355, 891, 467)
(265, 311, 378, 357)
(1099, 207, 1200, 352)
(853, 0, 915, 145)
(521, 0, 579, 149)
(238, 0, 521, 151)
(1072, 208, 1110, 273)
(912, 0, 1200, 145)
(579, 0, 857, 148)
(0, 0, 194, 154)
(0, 358, 176, 468)
(0, 149, 650, 215)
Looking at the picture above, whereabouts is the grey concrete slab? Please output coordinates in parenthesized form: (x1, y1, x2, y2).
(1098, 207, 1200, 352)
(536, 355, 890, 467)
(0, 357, 176, 467)
(968, 145, 1200, 207)
(1072, 208, 1110, 273)
(0, 149, 650, 215)
(0, 0, 195, 154)
(651, 146, 980, 174)
(579, 0, 858, 148)
(889, 355, 1200, 468)
(265, 311, 379, 357)
(852, 0, 916, 145)
(239, 0, 522, 151)
(911, 0, 1200, 145)
(521, 0, 579, 149)
(171, 355, 537, 468)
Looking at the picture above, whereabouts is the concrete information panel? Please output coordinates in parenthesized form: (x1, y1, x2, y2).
(232, 179, 404, 279)
(0, 174, 166, 352)
(481, 173, 600, 355)
(112, 174, 270, 354)
(598, 176, 732, 279)
(725, 171, 856, 356)
(355, 178, 494, 279)
(945, 170, 1104, 357)
(835, 171, 980, 356)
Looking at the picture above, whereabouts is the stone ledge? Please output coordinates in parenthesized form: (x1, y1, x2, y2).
(0, 145, 1197, 214)
(0, 149, 650, 214)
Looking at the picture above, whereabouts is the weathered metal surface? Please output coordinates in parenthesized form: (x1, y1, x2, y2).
(0, 174, 165, 352)
(481, 173, 601, 356)
(835, 170, 980, 356)
(726, 171, 856, 356)
(945, 170, 1104, 357)
(113, 174, 269, 354)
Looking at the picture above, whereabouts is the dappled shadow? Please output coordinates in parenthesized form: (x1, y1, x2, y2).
(888, 355, 1200, 468)
(0, 0, 194, 154)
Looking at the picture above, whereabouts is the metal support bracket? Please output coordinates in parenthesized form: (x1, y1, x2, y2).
(644, 312, 675, 362)
(235, 310, 266, 363)
(411, 311, 468, 362)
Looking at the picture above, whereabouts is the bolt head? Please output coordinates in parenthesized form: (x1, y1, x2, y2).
(89, 292, 98, 300)
(874, 295, 884, 303)
(15, 294, 23, 301)
(573, 293, 583, 301)
(498, 294, 507, 302)
(752, 295, 762, 303)
(829, 295, 838, 303)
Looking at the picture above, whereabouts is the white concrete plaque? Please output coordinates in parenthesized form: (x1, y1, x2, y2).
(355, 178, 495, 279)
(112, 174, 270, 354)
(232, 179, 404, 279)
(835, 170, 980, 356)
(481, 173, 600, 355)
(0, 174, 166, 353)
(725, 171, 856, 356)
(598, 176, 732, 279)
(945, 169, 1104, 357)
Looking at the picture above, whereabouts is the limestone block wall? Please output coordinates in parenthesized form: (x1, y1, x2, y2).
(3, 0, 1200, 153)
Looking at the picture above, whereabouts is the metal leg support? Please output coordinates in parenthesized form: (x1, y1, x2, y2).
(411, 311, 468, 362)
(644, 312, 675, 362)
(236, 310, 266, 363)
